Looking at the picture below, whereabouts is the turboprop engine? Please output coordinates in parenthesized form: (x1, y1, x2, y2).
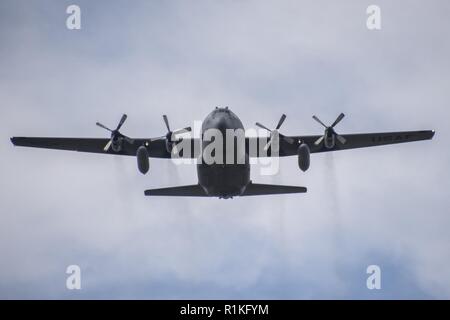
(162, 115, 192, 153)
(312, 113, 347, 149)
(96, 114, 133, 152)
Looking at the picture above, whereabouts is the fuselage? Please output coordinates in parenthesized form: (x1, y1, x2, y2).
(197, 107, 250, 199)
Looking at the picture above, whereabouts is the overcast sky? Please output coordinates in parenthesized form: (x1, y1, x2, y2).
(1, 0, 449, 299)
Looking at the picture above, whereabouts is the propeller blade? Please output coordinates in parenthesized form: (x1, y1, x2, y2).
(103, 139, 113, 152)
(336, 134, 347, 144)
(172, 143, 179, 155)
(116, 114, 127, 131)
(172, 127, 192, 136)
(96, 122, 113, 132)
(312, 115, 327, 128)
(163, 115, 171, 132)
(314, 135, 324, 146)
(255, 122, 272, 132)
(263, 139, 272, 152)
(331, 113, 345, 128)
(276, 114, 286, 130)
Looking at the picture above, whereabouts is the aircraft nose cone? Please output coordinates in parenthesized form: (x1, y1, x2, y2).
(202, 107, 243, 133)
(214, 117, 229, 130)
(203, 114, 230, 132)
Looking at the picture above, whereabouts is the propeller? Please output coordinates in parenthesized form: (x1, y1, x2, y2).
(256, 114, 295, 152)
(163, 115, 192, 153)
(96, 114, 133, 152)
(312, 113, 347, 147)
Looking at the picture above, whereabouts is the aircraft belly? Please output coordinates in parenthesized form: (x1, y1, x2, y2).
(197, 163, 250, 198)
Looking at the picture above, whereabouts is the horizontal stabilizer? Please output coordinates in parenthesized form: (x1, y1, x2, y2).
(241, 183, 307, 196)
(144, 184, 207, 197)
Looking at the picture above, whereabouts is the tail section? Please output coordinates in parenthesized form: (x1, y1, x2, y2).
(241, 182, 307, 196)
(144, 184, 207, 197)
(144, 182, 307, 197)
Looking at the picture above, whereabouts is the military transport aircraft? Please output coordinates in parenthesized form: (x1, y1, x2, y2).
(10, 107, 434, 198)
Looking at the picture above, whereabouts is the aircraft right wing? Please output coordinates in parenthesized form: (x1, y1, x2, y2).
(246, 130, 435, 157)
(301, 130, 436, 154)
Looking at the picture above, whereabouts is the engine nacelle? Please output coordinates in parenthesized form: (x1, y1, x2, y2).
(324, 131, 335, 149)
(136, 145, 150, 174)
(111, 135, 123, 152)
(165, 140, 174, 154)
(297, 143, 310, 172)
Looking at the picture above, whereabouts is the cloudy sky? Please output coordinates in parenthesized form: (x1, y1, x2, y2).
(0, 0, 449, 299)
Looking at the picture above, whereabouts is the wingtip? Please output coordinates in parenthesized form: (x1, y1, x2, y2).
(144, 189, 159, 196)
(431, 130, 436, 138)
(10, 137, 16, 145)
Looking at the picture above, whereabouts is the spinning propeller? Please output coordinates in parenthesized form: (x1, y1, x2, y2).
(162, 115, 192, 153)
(96, 114, 133, 152)
(256, 114, 295, 151)
(312, 113, 347, 147)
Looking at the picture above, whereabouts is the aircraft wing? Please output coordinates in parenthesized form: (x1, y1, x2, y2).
(302, 130, 435, 153)
(11, 130, 434, 158)
(247, 130, 435, 157)
(10, 137, 200, 158)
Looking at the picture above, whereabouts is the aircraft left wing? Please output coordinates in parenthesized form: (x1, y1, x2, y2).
(10, 137, 200, 158)
(247, 130, 435, 157)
